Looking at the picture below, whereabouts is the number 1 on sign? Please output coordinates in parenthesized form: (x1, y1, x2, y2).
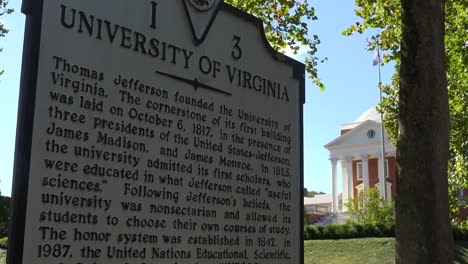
(150, 1, 158, 29)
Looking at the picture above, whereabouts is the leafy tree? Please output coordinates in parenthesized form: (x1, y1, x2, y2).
(345, 188, 395, 226)
(343, 0, 468, 218)
(444, 1, 468, 216)
(0, 0, 13, 76)
(344, 0, 458, 261)
(397, 0, 453, 261)
(226, 0, 326, 91)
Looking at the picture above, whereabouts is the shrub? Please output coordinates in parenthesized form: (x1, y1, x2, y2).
(0, 237, 7, 249)
(345, 188, 395, 226)
(304, 223, 395, 240)
(0, 222, 8, 238)
(0, 195, 10, 238)
(334, 224, 348, 238)
(452, 224, 468, 241)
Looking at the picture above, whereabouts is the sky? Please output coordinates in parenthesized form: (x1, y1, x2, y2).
(0, 0, 395, 196)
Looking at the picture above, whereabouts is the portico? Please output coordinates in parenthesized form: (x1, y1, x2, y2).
(325, 107, 396, 212)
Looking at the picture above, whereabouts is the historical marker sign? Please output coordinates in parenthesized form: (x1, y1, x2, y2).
(9, 0, 305, 263)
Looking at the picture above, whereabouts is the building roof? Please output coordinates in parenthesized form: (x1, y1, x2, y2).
(304, 194, 333, 205)
(324, 106, 396, 157)
(339, 106, 381, 131)
(325, 120, 381, 149)
(355, 107, 381, 123)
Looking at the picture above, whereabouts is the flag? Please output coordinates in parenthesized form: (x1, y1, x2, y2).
(373, 47, 380, 66)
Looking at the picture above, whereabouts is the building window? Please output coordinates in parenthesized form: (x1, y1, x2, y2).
(356, 162, 363, 180)
(374, 182, 393, 199)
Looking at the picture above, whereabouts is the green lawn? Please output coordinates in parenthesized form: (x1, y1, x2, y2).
(0, 249, 5, 264)
(305, 238, 395, 264)
(305, 238, 468, 264)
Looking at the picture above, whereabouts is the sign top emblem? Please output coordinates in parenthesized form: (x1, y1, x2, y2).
(189, 0, 216, 11)
(183, 0, 223, 44)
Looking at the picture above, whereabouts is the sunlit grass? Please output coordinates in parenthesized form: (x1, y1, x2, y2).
(305, 238, 394, 264)
(0, 249, 5, 264)
(305, 238, 468, 264)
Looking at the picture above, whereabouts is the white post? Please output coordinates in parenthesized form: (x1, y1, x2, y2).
(341, 159, 348, 210)
(330, 158, 338, 213)
(378, 153, 386, 199)
(361, 155, 369, 191)
(345, 157, 354, 201)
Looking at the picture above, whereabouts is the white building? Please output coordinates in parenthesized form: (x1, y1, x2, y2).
(324, 107, 396, 213)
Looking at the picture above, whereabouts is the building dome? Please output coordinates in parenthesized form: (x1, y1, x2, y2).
(355, 106, 381, 123)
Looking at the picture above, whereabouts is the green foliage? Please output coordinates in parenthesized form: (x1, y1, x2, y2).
(304, 223, 395, 240)
(445, 1, 468, 216)
(341, 0, 401, 64)
(0, 237, 6, 250)
(305, 221, 468, 241)
(0, 196, 9, 238)
(343, 0, 468, 217)
(0, 0, 13, 37)
(0, 0, 14, 76)
(226, 0, 326, 91)
(451, 220, 468, 241)
(345, 188, 395, 226)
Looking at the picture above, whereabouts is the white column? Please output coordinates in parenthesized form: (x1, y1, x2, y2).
(361, 155, 369, 191)
(378, 154, 386, 200)
(330, 158, 338, 213)
(345, 156, 354, 200)
(340, 160, 348, 209)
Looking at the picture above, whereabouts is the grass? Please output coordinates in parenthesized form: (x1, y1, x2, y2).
(305, 238, 395, 264)
(305, 238, 468, 264)
(0, 249, 5, 264)
(0, 239, 467, 263)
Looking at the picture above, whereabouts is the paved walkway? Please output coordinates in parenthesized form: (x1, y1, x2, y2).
(314, 213, 349, 226)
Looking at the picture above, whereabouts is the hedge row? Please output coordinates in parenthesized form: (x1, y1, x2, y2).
(305, 223, 468, 241)
(304, 223, 395, 240)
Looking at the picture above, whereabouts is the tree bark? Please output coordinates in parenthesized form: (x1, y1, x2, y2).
(396, 0, 453, 263)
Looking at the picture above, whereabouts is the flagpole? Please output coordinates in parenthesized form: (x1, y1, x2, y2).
(376, 44, 388, 202)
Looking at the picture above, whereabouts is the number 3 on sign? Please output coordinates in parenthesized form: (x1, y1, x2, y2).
(232, 35, 242, 60)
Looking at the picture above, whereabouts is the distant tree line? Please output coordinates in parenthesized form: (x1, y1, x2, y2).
(0, 195, 10, 238)
(306, 191, 326, 197)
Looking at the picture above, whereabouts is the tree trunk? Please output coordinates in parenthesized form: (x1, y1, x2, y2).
(396, 0, 454, 263)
